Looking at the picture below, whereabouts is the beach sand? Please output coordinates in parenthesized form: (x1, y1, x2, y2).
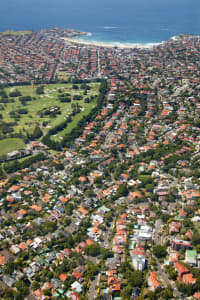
(62, 37, 161, 49)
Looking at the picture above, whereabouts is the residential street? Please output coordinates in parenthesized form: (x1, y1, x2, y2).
(155, 258, 182, 299)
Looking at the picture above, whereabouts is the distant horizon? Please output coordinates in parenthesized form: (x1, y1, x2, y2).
(0, 0, 199, 44)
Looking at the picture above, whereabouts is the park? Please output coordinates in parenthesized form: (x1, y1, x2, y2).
(0, 82, 100, 156)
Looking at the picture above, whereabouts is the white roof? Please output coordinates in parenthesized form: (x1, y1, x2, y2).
(71, 281, 82, 293)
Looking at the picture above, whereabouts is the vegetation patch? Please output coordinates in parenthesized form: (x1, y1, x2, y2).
(1, 30, 32, 35)
(0, 82, 100, 153)
(0, 138, 25, 156)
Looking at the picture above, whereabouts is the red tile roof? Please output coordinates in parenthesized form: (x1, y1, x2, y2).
(194, 292, 200, 299)
(148, 271, 161, 290)
(59, 273, 68, 282)
(0, 256, 6, 265)
(10, 185, 20, 192)
(174, 262, 189, 276)
(131, 247, 145, 256)
(33, 288, 43, 300)
(78, 207, 88, 215)
(72, 272, 82, 280)
(182, 273, 196, 285)
(18, 242, 27, 250)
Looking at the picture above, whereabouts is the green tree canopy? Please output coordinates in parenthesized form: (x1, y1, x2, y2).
(153, 245, 166, 258)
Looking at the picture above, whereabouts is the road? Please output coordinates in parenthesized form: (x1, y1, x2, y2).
(88, 218, 115, 300)
(88, 273, 100, 300)
(97, 49, 101, 78)
(101, 217, 116, 248)
(168, 202, 176, 214)
(155, 258, 182, 299)
(153, 219, 163, 245)
(153, 218, 182, 298)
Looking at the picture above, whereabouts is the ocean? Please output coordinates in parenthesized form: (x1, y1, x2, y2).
(0, 0, 200, 44)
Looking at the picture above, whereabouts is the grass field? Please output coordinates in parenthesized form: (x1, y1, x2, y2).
(0, 82, 100, 153)
(1, 30, 32, 35)
(0, 138, 26, 156)
(2, 82, 99, 135)
(53, 99, 97, 141)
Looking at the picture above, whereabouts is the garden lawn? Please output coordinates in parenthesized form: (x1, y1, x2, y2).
(0, 138, 25, 156)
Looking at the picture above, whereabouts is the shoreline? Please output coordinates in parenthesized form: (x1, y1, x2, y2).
(62, 36, 163, 49)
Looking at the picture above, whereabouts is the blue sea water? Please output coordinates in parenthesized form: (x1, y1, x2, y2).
(0, 0, 200, 44)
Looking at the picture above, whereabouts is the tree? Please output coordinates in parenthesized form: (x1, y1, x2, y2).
(121, 285, 132, 299)
(32, 124, 43, 139)
(9, 90, 21, 97)
(160, 288, 173, 299)
(0, 89, 8, 98)
(100, 247, 114, 259)
(161, 214, 170, 223)
(15, 280, 29, 297)
(65, 203, 74, 215)
(31, 280, 40, 291)
(139, 175, 154, 188)
(87, 263, 99, 278)
(128, 270, 143, 287)
(94, 176, 102, 185)
(3, 288, 16, 299)
(36, 85, 44, 95)
(64, 217, 71, 226)
(40, 221, 57, 235)
(183, 218, 193, 229)
(73, 95, 82, 101)
(3, 262, 15, 274)
(146, 183, 154, 192)
(153, 245, 166, 258)
(84, 243, 100, 256)
(19, 96, 32, 104)
(116, 183, 128, 198)
(54, 162, 64, 171)
(192, 232, 200, 246)
(60, 97, 71, 102)
(80, 84, 91, 90)
(72, 84, 79, 90)
(84, 97, 90, 103)
(166, 266, 177, 280)
(177, 282, 195, 296)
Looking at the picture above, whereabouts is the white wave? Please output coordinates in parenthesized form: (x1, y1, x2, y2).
(86, 32, 92, 37)
(103, 26, 119, 30)
(171, 36, 178, 40)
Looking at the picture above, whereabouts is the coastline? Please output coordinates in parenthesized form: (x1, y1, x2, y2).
(62, 36, 162, 49)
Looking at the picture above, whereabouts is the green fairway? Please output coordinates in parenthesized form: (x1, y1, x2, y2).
(0, 138, 26, 156)
(1, 82, 99, 137)
(53, 99, 97, 141)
